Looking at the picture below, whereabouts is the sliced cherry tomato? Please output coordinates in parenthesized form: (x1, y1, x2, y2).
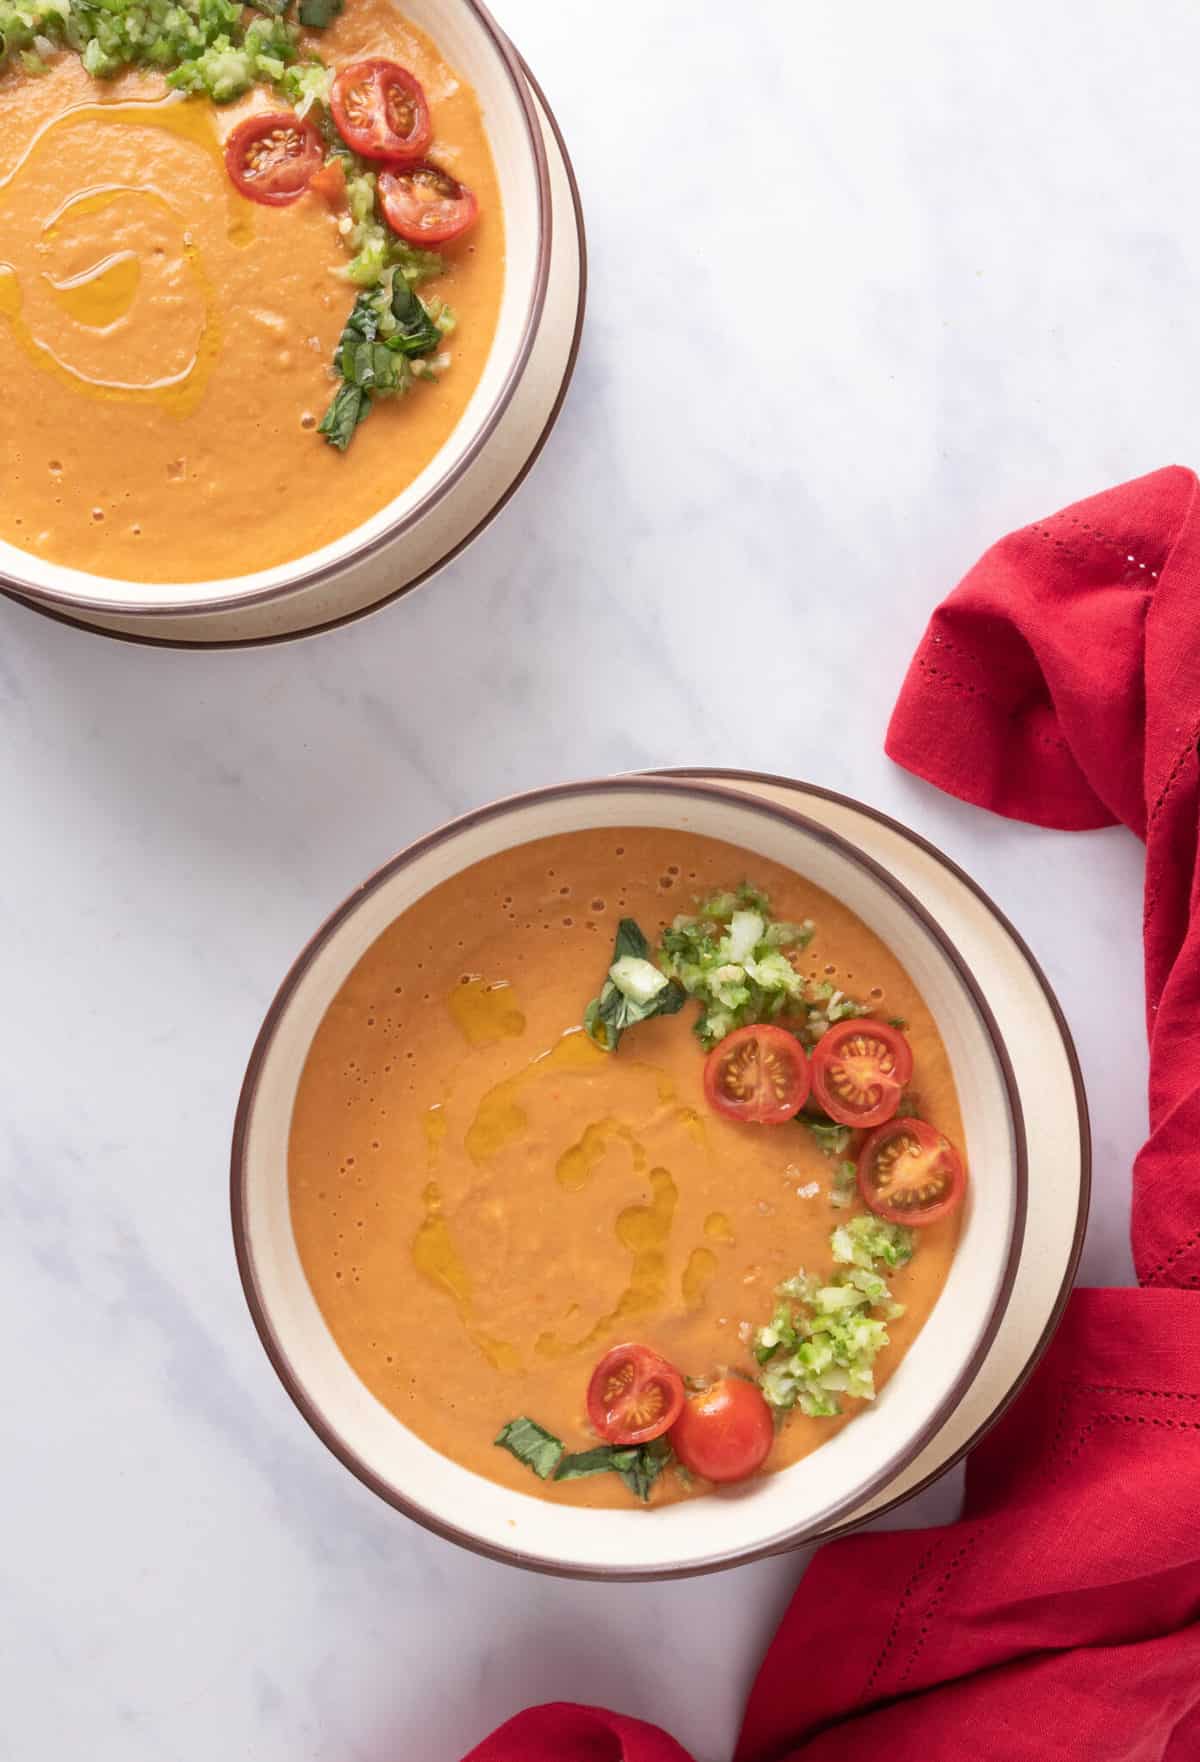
(224, 113, 324, 207)
(377, 161, 479, 244)
(330, 59, 433, 163)
(857, 1116, 966, 1226)
(669, 1378, 774, 1484)
(586, 1344, 685, 1445)
(309, 157, 348, 208)
(703, 1024, 810, 1126)
(809, 1019, 913, 1129)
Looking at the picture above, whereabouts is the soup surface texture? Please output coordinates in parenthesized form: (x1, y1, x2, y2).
(0, 2, 504, 583)
(289, 829, 966, 1507)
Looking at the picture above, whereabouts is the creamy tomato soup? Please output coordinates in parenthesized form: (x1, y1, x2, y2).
(289, 829, 966, 1508)
(0, 2, 503, 583)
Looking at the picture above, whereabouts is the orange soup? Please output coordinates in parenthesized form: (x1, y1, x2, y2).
(0, 2, 504, 582)
(289, 830, 966, 1508)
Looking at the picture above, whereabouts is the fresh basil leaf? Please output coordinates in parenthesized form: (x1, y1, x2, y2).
(554, 1446, 623, 1481)
(556, 1439, 673, 1501)
(318, 382, 369, 452)
(500, 1423, 671, 1501)
(335, 293, 380, 371)
(583, 919, 685, 1052)
(299, 0, 342, 23)
(494, 1417, 564, 1480)
(321, 287, 419, 450)
(388, 275, 441, 357)
(352, 338, 408, 394)
(612, 918, 650, 962)
(584, 974, 685, 1051)
(616, 1438, 672, 1503)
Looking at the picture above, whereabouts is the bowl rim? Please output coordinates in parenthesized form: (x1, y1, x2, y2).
(0, 0, 553, 621)
(231, 774, 1030, 1580)
(657, 767, 1091, 1544)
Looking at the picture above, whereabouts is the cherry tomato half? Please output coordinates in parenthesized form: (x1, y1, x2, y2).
(587, 1344, 685, 1446)
(857, 1116, 966, 1226)
(330, 59, 433, 163)
(702, 1024, 811, 1125)
(225, 113, 325, 207)
(809, 1019, 913, 1129)
(669, 1378, 774, 1484)
(378, 161, 479, 244)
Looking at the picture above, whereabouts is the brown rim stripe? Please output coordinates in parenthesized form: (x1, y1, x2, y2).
(0, 8, 557, 626)
(230, 774, 1031, 1581)
(659, 767, 1092, 1543)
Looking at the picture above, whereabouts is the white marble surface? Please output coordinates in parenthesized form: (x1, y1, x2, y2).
(3, 0, 1185, 1754)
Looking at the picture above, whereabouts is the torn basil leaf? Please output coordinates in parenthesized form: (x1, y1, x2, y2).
(613, 919, 651, 961)
(583, 918, 686, 1052)
(319, 277, 440, 451)
(389, 274, 442, 357)
(497, 1424, 673, 1501)
(494, 1417, 564, 1480)
(613, 1437, 672, 1502)
(553, 1446, 626, 1482)
(298, 0, 342, 23)
(317, 382, 369, 452)
(555, 1439, 673, 1501)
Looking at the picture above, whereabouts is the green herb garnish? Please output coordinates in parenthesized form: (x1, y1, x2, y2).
(658, 885, 819, 1050)
(316, 384, 367, 451)
(553, 1445, 621, 1481)
(752, 1217, 914, 1418)
(167, 14, 305, 100)
(583, 919, 686, 1053)
(0, 0, 336, 94)
(297, 0, 341, 25)
(833, 1213, 915, 1270)
(319, 273, 443, 452)
(808, 1119, 852, 1158)
(496, 1425, 673, 1503)
(555, 1438, 672, 1501)
(610, 1436, 672, 1502)
(388, 274, 443, 357)
(830, 1158, 857, 1209)
(494, 1417, 564, 1480)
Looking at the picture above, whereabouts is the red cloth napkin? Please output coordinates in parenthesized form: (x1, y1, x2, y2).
(463, 468, 1200, 1762)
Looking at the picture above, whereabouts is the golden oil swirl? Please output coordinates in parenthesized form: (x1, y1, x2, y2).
(0, 96, 248, 414)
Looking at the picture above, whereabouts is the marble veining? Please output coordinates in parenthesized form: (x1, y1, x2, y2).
(1, 0, 1179, 1754)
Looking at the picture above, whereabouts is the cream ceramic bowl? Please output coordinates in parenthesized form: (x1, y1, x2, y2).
(232, 777, 1026, 1579)
(0, 0, 555, 636)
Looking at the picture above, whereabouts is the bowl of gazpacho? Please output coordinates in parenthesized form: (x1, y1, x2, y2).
(0, 0, 556, 625)
(232, 777, 1024, 1577)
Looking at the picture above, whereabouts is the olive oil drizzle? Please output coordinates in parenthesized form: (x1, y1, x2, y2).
(0, 98, 242, 412)
(411, 1012, 732, 1371)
